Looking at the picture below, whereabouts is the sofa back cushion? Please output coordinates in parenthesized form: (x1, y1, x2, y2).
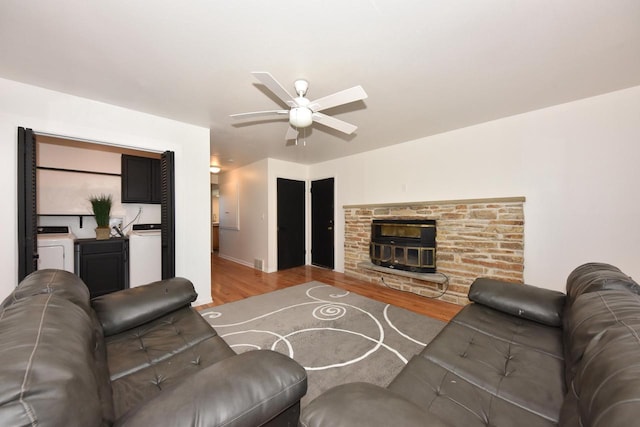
(91, 277, 198, 336)
(560, 263, 640, 427)
(565, 262, 639, 302)
(0, 270, 113, 426)
(1, 269, 91, 310)
(563, 263, 640, 385)
(469, 277, 566, 327)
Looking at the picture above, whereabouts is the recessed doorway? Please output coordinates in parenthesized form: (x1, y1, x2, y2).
(277, 178, 305, 270)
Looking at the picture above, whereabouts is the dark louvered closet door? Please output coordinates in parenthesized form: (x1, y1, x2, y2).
(160, 151, 176, 279)
(17, 127, 38, 281)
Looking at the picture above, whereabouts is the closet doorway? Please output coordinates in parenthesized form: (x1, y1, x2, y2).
(17, 127, 175, 281)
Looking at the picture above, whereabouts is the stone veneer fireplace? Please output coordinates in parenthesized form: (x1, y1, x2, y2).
(344, 197, 525, 305)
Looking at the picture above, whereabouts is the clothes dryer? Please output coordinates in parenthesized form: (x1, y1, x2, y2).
(37, 226, 76, 273)
(128, 223, 162, 287)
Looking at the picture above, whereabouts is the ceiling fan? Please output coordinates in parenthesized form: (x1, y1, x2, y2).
(230, 72, 368, 143)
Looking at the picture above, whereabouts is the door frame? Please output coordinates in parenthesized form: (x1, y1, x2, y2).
(311, 177, 335, 269)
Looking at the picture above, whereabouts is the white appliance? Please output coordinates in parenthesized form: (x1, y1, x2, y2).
(128, 224, 162, 287)
(37, 226, 76, 273)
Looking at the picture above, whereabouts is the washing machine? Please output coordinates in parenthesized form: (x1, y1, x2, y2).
(37, 226, 76, 273)
(128, 223, 162, 287)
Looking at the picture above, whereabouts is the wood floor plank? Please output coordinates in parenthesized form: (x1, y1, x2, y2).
(199, 254, 462, 322)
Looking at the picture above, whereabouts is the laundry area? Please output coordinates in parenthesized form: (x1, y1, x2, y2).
(36, 135, 163, 297)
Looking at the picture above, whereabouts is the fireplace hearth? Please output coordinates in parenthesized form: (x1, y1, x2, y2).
(369, 219, 436, 273)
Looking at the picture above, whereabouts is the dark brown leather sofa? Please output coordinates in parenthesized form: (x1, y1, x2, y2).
(0, 269, 307, 427)
(301, 262, 640, 427)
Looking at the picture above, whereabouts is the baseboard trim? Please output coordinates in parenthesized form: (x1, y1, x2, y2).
(217, 253, 254, 269)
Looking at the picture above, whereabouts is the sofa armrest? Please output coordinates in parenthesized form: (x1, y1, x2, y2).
(468, 278, 566, 327)
(91, 277, 197, 336)
(115, 350, 307, 427)
(300, 383, 448, 427)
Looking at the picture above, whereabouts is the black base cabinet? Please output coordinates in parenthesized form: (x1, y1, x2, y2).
(75, 238, 129, 299)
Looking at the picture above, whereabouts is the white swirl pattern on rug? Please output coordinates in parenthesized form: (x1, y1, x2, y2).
(202, 284, 431, 371)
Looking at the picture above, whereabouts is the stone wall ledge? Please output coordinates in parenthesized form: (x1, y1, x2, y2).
(357, 262, 448, 284)
(344, 196, 525, 210)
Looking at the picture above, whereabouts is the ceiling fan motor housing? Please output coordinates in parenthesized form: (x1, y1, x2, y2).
(294, 79, 309, 96)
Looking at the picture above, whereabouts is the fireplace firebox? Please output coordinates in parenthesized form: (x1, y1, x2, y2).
(369, 219, 436, 273)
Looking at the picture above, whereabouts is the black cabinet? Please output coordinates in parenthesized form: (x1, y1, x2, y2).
(75, 238, 129, 299)
(121, 154, 161, 204)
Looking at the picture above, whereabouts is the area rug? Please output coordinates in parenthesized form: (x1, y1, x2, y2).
(199, 281, 445, 406)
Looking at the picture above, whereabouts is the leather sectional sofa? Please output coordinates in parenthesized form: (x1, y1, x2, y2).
(0, 269, 307, 427)
(301, 263, 640, 427)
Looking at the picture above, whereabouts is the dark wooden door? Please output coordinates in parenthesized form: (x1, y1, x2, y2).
(17, 127, 38, 280)
(277, 178, 305, 270)
(311, 178, 334, 269)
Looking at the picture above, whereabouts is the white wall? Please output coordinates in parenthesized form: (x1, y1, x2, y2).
(37, 141, 162, 239)
(0, 78, 212, 304)
(310, 85, 640, 292)
(218, 158, 308, 272)
(218, 159, 269, 269)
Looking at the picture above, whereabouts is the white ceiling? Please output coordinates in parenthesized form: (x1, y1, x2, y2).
(1, 1, 639, 171)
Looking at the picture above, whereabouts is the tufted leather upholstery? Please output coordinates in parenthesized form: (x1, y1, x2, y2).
(0, 269, 307, 427)
(301, 263, 640, 427)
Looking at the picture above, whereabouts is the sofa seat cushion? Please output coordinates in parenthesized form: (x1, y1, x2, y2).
(105, 307, 236, 417)
(115, 350, 308, 427)
(389, 304, 565, 426)
(303, 382, 449, 427)
(452, 303, 564, 358)
(388, 356, 558, 427)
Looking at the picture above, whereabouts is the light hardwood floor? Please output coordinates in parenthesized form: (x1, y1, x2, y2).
(199, 254, 462, 323)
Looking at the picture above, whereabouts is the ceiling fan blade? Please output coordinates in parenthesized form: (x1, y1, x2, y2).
(285, 125, 299, 141)
(229, 110, 288, 119)
(312, 112, 358, 134)
(252, 72, 297, 108)
(309, 85, 368, 112)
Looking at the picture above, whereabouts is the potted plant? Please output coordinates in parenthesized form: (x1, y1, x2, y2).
(89, 194, 112, 240)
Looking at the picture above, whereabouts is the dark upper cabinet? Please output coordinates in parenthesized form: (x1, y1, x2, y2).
(121, 154, 161, 204)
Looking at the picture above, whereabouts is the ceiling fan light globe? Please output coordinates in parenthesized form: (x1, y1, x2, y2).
(289, 107, 313, 128)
